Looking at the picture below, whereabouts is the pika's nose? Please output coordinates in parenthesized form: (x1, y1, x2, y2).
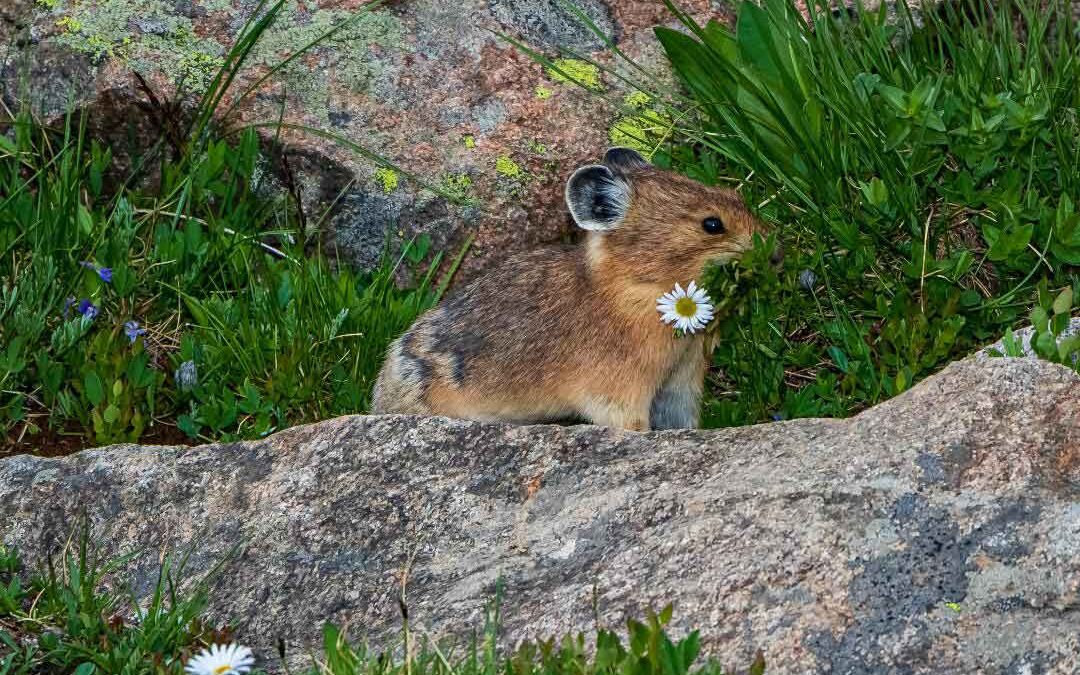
(769, 246, 784, 266)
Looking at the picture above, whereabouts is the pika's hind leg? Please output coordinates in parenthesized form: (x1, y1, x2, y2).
(649, 342, 707, 430)
(370, 334, 434, 415)
(579, 396, 651, 431)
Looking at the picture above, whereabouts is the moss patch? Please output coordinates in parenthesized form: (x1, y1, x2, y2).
(49, 0, 403, 104)
(249, 1, 404, 115)
(609, 109, 671, 154)
(495, 155, 523, 179)
(441, 172, 476, 204)
(52, 0, 225, 92)
(546, 58, 602, 91)
(534, 85, 552, 100)
(624, 90, 651, 108)
(197, 0, 234, 11)
(374, 167, 399, 194)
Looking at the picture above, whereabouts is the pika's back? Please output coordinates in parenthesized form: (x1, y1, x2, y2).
(371, 245, 596, 416)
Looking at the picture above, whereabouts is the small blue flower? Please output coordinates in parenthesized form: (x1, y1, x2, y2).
(124, 320, 147, 344)
(76, 299, 99, 320)
(175, 360, 198, 392)
(62, 296, 75, 318)
(771, 412, 786, 422)
(79, 261, 112, 284)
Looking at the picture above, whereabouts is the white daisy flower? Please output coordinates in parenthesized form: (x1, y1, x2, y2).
(184, 643, 255, 675)
(656, 281, 715, 334)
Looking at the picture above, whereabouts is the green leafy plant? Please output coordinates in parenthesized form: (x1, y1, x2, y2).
(1, 1, 467, 449)
(993, 280, 1080, 363)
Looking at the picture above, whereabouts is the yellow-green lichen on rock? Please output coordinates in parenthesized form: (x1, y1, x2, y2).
(624, 90, 651, 109)
(374, 167, 399, 194)
(495, 155, 523, 179)
(609, 108, 672, 155)
(45, 0, 404, 105)
(441, 173, 476, 204)
(545, 58, 602, 91)
(248, 0, 405, 116)
(50, 0, 225, 92)
(197, 0, 233, 11)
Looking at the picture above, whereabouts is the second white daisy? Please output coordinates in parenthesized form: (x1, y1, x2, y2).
(184, 643, 255, 675)
(656, 281, 715, 334)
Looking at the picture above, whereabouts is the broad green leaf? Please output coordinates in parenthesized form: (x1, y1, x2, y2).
(1034, 331, 1056, 358)
(1053, 287, 1073, 316)
(737, 1, 785, 81)
(103, 404, 120, 424)
(1032, 306, 1050, 331)
(828, 346, 849, 373)
(84, 372, 104, 406)
(77, 205, 93, 235)
(73, 662, 96, 675)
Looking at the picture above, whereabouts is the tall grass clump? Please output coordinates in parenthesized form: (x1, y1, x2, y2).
(0, 0, 459, 450)
(535, 0, 1080, 425)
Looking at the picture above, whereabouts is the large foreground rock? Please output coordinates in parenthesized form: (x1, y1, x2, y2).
(3, 356, 1080, 674)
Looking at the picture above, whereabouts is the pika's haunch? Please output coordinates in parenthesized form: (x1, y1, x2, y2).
(372, 147, 770, 430)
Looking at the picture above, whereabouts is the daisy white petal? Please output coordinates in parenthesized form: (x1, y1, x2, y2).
(656, 280, 718, 334)
(185, 643, 255, 675)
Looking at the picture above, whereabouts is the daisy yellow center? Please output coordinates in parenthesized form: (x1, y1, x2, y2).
(213, 666, 233, 675)
(674, 297, 698, 317)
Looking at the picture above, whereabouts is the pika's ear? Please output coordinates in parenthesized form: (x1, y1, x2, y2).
(603, 147, 651, 173)
(565, 165, 632, 231)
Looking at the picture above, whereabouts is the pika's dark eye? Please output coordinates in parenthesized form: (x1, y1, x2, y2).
(702, 216, 725, 235)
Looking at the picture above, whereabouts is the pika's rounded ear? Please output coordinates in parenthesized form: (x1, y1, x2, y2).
(565, 165, 632, 231)
(603, 147, 651, 173)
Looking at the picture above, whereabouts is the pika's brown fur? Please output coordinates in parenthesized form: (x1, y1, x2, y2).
(372, 148, 769, 430)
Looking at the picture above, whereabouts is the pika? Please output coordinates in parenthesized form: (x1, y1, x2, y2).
(372, 148, 770, 430)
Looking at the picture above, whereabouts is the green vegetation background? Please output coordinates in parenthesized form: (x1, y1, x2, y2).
(3, 0, 1080, 448)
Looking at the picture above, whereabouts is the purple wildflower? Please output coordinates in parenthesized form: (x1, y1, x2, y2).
(62, 296, 75, 318)
(76, 299, 99, 320)
(79, 261, 112, 284)
(771, 412, 786, 422)
(124, 320, 147, 344)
